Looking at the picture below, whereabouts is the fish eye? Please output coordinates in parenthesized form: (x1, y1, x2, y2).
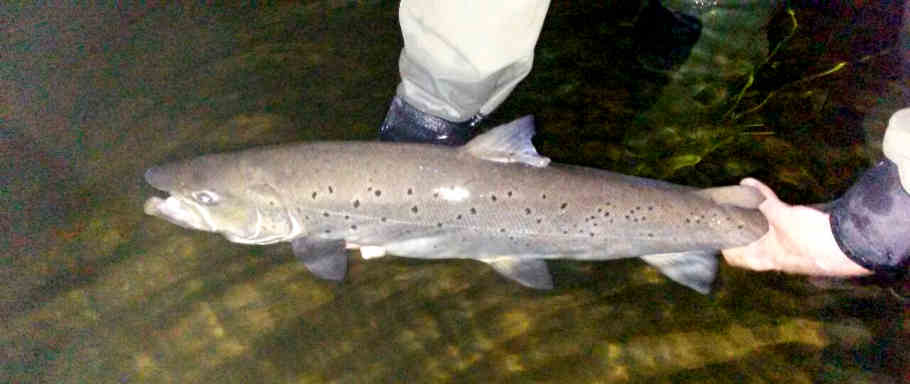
(192, 191, 219, 205)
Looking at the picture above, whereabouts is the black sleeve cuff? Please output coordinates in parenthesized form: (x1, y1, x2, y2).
(829, 159, 910, 276)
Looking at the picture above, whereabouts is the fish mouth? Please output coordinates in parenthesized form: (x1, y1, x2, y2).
(144, 167, 216, 232)
(144, 193, 296, 245)
(144, 194, 215, 232)
(143, 167, 300, 244)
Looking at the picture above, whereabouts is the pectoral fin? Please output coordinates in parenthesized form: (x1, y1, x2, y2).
(291, 237, 348, 281)
(640, 251, 717, 294)
(484, 258, 554, 289)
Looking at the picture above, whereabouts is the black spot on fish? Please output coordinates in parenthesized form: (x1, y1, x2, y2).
(507, 191, 513, 197)
(737, 225, 744, 229)
(408, 188, 414, 195)
(525, 208, 532, 215)
(412, 206, 419, 214)
(470, 208, 477, 215)
(641, 217, 646, 222)
(381, 217, 387, 222)
(560, 202, 568, 210)
(437, 222, 443, 228)
(536, 219, 542, 224)
(375, 190, 381, 197)
(351, 225, 357, 230)
(312, 192, 318, 200)
(648, 233, 654, 237)
(367, 187, 373, 192)
(648, 206, 653, 211)
(323, 212, 330, 217)
(328, 186, 334, 194)
(597, 208, 603, 213)
(304, 215, 310, 220)
(542, 193, 547, 200)
(500, 228, 506, 233)
(325, 229, 331, 234)
(491, 194, 497, 202)
(456, 214, 463, 220)
(604, 212, 610, 217)
(589, 232, 595, 237)
(344, 215, 350, 220)
(433, 192, 439, 198)
(685, 218, 690, 223)
(563, 230, 568, 234)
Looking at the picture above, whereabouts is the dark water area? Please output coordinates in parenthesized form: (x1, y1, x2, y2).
(2, 1, 907, 383)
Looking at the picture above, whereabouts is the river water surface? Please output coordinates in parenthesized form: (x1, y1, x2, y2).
(2, 1, 907, 382)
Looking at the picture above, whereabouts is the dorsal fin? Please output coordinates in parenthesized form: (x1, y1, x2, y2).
(460, 116, 551, 167)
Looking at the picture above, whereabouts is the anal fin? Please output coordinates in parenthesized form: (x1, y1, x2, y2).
(484, 258, 553, 289)
(291, 237, 348, 281)
(640, 251, 718, 294)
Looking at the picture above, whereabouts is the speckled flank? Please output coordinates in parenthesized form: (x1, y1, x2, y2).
(144, 118, 768, 295)
(151, 139, 766, 263)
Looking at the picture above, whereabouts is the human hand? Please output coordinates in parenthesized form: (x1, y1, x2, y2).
(722, 178, 872, 276)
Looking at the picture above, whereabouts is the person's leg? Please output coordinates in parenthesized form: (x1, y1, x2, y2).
(381, 0, 550, 145)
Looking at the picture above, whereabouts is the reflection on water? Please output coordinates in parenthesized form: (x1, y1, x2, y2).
(2, 1, 906, 383)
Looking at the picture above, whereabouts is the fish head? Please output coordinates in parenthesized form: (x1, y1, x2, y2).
(143, 154, 300, 245)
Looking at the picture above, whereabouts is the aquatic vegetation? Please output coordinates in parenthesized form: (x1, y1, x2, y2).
(617, 6, 895, 202)
(525, 6, 898, 202)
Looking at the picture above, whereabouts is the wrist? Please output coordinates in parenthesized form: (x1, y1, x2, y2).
(883, 108, 910, 192)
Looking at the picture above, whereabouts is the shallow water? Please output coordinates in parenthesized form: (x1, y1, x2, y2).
(2, 1, 906, 383)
